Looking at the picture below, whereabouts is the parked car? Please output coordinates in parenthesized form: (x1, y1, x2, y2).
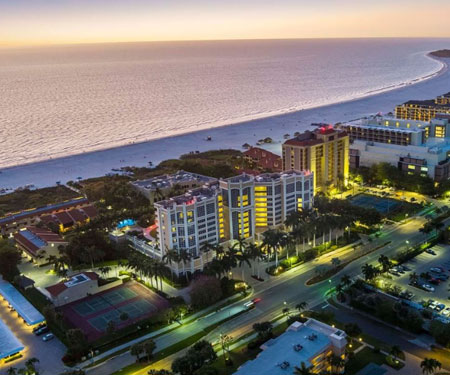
(429, 300, 438, 310)
(430, 278, 441, 285)
(32, 324, 46, 333)
(430, 267, 443, 274)
(425, 249, 437, 255)
(442, 307, 450, 317)
(422, 284, 435, 292)
(436, 304, 446, 312)
(35, 326, 50, 336)
(388, 270, 400, 277)
(42, 333, 54, 342)
(435, 274, 449, 281)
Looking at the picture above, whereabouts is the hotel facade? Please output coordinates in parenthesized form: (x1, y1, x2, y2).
(282, 125, 349, 193)
(339, 115, 450, 181)
(395, 92, 450, 122)
(154, 171, 313, 274)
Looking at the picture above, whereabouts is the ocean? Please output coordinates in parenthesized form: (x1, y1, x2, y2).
(0, 38, 448, 169)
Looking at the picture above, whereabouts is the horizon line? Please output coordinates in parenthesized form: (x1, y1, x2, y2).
(1, 35, 450, 49)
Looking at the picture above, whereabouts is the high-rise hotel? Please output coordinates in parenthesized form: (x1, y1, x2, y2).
(395, 92, 450, 121)
(154, 170, 313, 274)
(282, 125, 349, 193)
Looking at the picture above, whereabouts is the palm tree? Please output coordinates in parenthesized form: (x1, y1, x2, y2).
(6, 367, 17, 375)
(293, 362, 313, 375)
(420, 358, 442, 375)
(295, 301, 308, 314)
(327, 354, 345, 374)
(261, 229, 284, 267)
(389, 345, 403, 363)
(98, 266, 111, 278)
(178, 249, 191, 283)
(378, 255, 391, 274)
(163, 249, 180, 281)
(25, 357, 39, 374)
(340, 274, 352, 289)
(361, 263, 378, 281)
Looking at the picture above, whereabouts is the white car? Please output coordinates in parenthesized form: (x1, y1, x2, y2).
(442, 307, 450, 317)
(422, 284, 435, 292)
(42, 333, 54, 342)
(429, 301, 438, 310)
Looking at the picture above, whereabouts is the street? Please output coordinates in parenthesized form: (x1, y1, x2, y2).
(86, 213, 431, 375)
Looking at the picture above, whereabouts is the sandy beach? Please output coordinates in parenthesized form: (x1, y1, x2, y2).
(1, 56, 449, 191)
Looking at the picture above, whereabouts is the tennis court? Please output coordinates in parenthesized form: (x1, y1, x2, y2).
(72, 288, 137, 316)
(61, 281, 169, 341)
(349, 194, 399, 214)
(88, 300, 155, 331)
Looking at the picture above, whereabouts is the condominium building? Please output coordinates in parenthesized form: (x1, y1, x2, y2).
(282, 125, 349, 193)
(340, 115, 450, 181)
(234, 319, 347, 375)
(395, 92, 450, 121)
(155, 184, 223, 259)
(153, 171, 313, 274)
(131, 170, 217, 203)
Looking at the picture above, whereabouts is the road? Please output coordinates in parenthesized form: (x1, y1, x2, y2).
(87, 214, 431, 375)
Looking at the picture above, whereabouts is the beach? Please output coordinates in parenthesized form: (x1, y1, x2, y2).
(1, 56, 449, 191)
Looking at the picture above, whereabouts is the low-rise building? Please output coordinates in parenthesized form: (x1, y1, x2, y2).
(244, 147, 282, 172)
(131, 170, 217, 203)
(43, 272, 121, 307)
(234, 319, 347, 375)
(14, 227, 67, 263)
(339, 115, 450, 181)
(0, 197, 95, 236)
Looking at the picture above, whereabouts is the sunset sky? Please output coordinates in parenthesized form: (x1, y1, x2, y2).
(1, 0, 449, 46)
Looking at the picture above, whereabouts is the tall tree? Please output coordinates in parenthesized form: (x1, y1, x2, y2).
(0, 240, 21, 282)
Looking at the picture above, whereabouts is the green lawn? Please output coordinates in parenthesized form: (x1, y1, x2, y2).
(345, 347, 387, 375)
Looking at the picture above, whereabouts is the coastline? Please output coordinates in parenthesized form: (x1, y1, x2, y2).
(1, 56, 449, 191)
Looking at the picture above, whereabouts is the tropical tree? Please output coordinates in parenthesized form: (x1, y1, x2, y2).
(378, 255, 391, 273)
(142, 339, 156, 362)
(25, 358, 40, 375)
(361, 263, 378, 281)
(293, 362, 313, 375)
(163, 249, 180, 281)
(327, 354, 345, 374)
(295, 301, 308, 314)
(245, 242, 263, 278)
(420, 358, 442, 375)
(98, 266, 111, 278)
(409, 272, 419, 286)
(389, 345, 403, 363)
(261, 229, 285, 267)
(130, 343, 144, 362)
(6, 367, 17, 375)
(178, 249, 192, 282)
(340, 274, 352, 289)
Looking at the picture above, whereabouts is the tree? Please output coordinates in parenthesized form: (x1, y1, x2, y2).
(361, 263, 378, 281)
(344, 323, 362, 338)
(327, 354, 345, 374)
(295, 301, 308, 314)
(106, 320, 116, 336)
(130, 343, 144, 362)
(189, 276, 223, 309)
(163, 249, 180, 281)
(293, 362, 313, 375)
(340, 274, 352, 288)
(142, 339, 156, 362)
(389, 345, 403, 363)
(0, 240, 22, 282)
(98, 266, 111, 278)
(25, 357, 40, 375)
(378, 255, 391, 273)
(253, 321, 273, 340)
(6, 367, 17, 375)
(261, 229, 285, 267)
(65, 328, 88, 358)
(420, 358, 442, 375)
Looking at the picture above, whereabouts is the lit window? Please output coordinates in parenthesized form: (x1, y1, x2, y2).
(408, 165, 415, 170)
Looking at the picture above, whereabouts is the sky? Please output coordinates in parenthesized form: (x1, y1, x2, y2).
(1, 0, 449, 46)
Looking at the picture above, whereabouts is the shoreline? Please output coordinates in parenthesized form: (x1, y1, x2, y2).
(0, 52, 445, 171)
(1, 56, 449, 191)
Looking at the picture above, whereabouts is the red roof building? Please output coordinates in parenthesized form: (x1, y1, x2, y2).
(244, 147, 282, 172)
(14, 227, 67, 259)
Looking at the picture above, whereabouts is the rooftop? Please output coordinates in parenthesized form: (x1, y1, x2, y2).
(222, 174, 254, 184)
(284, 126, 347, 147)
(46, 272, 98, 297)
(0, 197, 89, 227)
(0, 318, 24, 360)
(254, 170, 312, 183)
(131, 170, 217, 191)
(234, 320, 345, 375)
(154, 185, 220, 209)
(0, 280, 45, 325)
(14, 227, 66, 256)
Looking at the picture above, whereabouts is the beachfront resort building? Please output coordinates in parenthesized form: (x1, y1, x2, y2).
(234, 319, 347, 375)
(282, 125, 349, 193)
(243, 147, 283, 172)
(339, 115, 450, 181)
(395, 92, 450, 121)
(153, 171, 313, 274)
(131, 170, 217, 203)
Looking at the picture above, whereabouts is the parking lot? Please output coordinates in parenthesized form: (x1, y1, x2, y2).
(378, 244, 450, 316)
